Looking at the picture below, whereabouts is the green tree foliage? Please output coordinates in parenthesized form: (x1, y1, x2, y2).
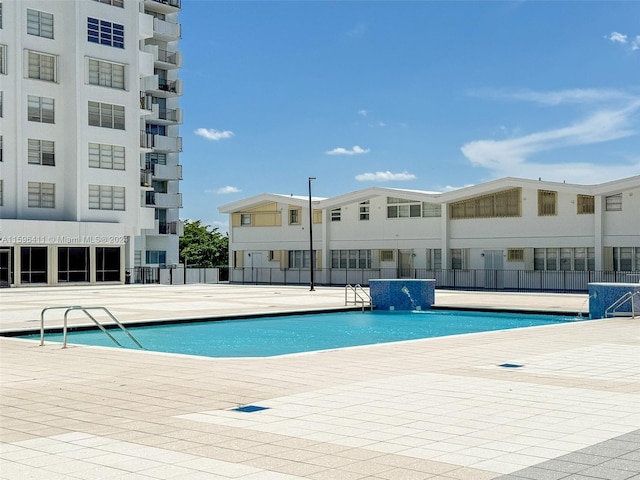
(179, 220, 228, 267)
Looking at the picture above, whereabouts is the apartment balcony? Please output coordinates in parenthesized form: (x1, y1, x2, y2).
(139, 50, 155, 77)
(152, 134, 182, 152)
(157, 48, 183, 69)
(158, 220, 184, 236)
(140, 131, 154, 149)
(144, 0, 181, 14)
(152, 163, 183, 180)
(151, 105, 183, 124)
(146, 192, 182, 209)
(153, 17, 181, 41)
(139, 204, 156, 229)
(140, 132, 182, 152)
(139, 10, 154, 39)
(140, 93, 154, 115)
(140, 169, 153, 187)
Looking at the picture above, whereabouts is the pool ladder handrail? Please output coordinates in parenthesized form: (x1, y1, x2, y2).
(345, 284, 373, 311)
(604, 291, 640, 318)
(40, 306, 144, 350)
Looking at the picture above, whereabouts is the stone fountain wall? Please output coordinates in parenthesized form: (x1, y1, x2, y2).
(369, 279, 435, 311)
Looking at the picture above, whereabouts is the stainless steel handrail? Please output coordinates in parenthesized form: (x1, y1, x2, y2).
(604, 291, 640, 318)
(345, 284, 373, 311)
(40, 306, 144, 349)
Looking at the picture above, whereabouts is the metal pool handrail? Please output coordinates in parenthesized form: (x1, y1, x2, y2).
(345, 284, 373, 310)
(40, 306, 144, 349)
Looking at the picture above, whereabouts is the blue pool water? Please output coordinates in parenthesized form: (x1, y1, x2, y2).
(27, 309, 585, 358)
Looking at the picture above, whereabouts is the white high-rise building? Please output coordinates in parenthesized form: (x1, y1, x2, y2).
(0, 0, 183, 286)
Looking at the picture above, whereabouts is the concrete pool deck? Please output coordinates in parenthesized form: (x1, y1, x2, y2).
(1, 284, 639, 479)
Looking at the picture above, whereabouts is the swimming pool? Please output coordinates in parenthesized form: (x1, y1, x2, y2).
(27, 309, 585, 357)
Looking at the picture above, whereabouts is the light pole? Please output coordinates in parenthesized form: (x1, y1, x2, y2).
(308, 176, 316, 291)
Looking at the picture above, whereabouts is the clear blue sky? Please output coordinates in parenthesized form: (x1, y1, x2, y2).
(177, 1, 640, 230)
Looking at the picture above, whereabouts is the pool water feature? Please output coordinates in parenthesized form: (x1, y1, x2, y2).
(24, 309, 586, 358)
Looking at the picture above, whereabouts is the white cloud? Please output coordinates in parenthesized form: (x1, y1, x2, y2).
(460, 99, 640, 183)
(607, 31, 628, 44)
(194, 128, 234, 141)
(325, 145, 370, 156)
(346, 22, 366, 38)
(358, 109, 368, 117)
(606, 31, 640, 52)
(355, 171, 416, 182)
(208, 186, 241, 194)
(469, 88, 635, 105)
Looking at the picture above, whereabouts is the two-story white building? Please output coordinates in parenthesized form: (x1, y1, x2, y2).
(0, 0, 183, 287)
(219, 175, 640, 291)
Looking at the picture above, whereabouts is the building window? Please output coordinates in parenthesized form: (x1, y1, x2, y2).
(288, 250, 316, 269)
(331, 208, 341, 222)
(88, 58, 125, 89)
(450, 188, 521, 219)
(58, 247, 90, 282)
(145, 250, 166, 265)
(0, 3, 3, 29)
(28, 182, 55, 208)
(27, 51, 57, 82)
(537, 190, 557, 216)
(288, 208, 300, 225)
(0, 135, 3, 161)
(89, 184, 125, 210)
(331, 250, 371, 269)
(576, 195, 594, 214)
(387, 197, 422, 218)
(451, 249, 463, 270)
(28, 95, 54, 123)
(20, 247, 48, 284)
(359, 201, 370, 220)
(28, 139, 55, 166)
(0, 180, 2, 206)
(92, 0, 125, 7)
(27, 9, 54, 39)
(88, 143, 125, 170)
(534, 247, 595, 271)
(422, 202, 442, 217)
(240, 214, 251, 225)
(0, 44, 6, 74)
(96, 247, 121, 282)
(88, 101, 125, 129)
(87, 17, 124, 48)
(507, 249, 524, 262)
(613, 247, 639, 272)
(605, 194, 622, 211)
(0, 91, 3, 117)
(380, 250, 395, 262)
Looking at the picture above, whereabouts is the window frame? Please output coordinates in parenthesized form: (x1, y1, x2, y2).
(88, 58, 125, 89)
(288, 208, 300, 225)
(28, 181, 55, 208)
(88, 142, 125, 170)
(27, 9, 54, 39)
(28, 138, 55, 166)
(27, 95, 55, 123)
(87, 17, 124, 49)
(537, 190, 558, 216)
(576, 194, 595, 215)
(88, 184, 125, 211)
(27, 50, 57, 82)
(0, 44, 6, 75)
(88, 101, 125, 129)
(605, 194, 622, 212)
(359, 201, 370, 221)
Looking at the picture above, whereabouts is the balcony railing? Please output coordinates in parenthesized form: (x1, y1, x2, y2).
(140, 93, 153, 111)
(153, 17, 181, 39)
(157, 49, 178, 65)
(150, 0, 181, 7)
(158, 79, 178, 93)
(158, 107, 178, 121)
(140, 169, 153, 187)
(152, 163, 183, 180)
(140, 131, 154, 148)
(159, 221, 183, 235)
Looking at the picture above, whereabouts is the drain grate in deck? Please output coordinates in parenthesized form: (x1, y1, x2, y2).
(232, 405, 270, 413)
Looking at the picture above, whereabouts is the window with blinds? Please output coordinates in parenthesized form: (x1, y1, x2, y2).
(88, 58, 125, 89)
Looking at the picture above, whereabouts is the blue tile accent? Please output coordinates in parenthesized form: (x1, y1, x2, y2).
(588, 283, 640, 319)
(369, 279, 435, 311)
(232, 405, 269, 413)
(499, 363, 524, 368)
